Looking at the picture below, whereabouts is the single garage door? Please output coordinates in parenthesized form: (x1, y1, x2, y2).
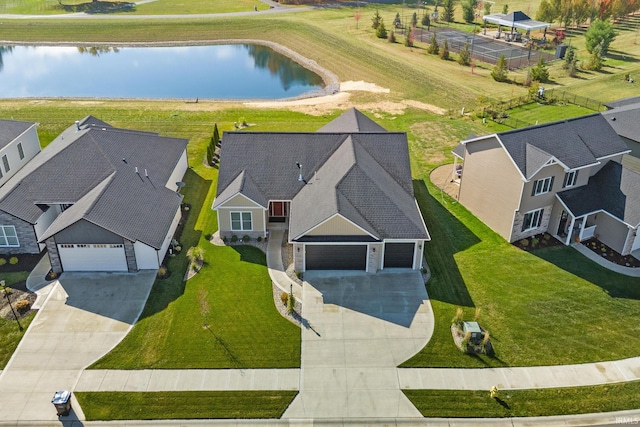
(305, 245, 367, 270)
(58, 244, 128, 272)
(383, 242, 415, 268)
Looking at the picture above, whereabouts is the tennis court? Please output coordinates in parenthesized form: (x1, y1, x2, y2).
(414, 28, 555, 69)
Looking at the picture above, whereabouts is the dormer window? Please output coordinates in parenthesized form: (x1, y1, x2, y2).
(563, 170, 578, 188)
(532, 176, 554, 196)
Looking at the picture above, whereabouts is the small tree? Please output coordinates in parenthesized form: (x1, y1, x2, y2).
(585, 19, 616, 57)
(458, 41, 471, 65)
(371, 9, 382, 29)
(483, 1, 491, 15)
(535, 0, 557, 23)
(388, 30, 397, 43)
(427, 33, 440, 54)
(187, 246, 205, 266)
(206, 123, 220, 165)
(421, 13, 431, 28)
(394, 12, 402, 28)
(405, 27, 415, 47)
(354, 10, 362, 29)
(530, 56, 549, 82)
(376, 19, 388, 38)
(463, 0, 478, 23)
(440, 39, 450, 59)
(587, 44, 604, 70)
(502, 3, 508, 14)
(491, 54, 509, 82)
(412, 12, 418, 27)
(442, 0, 456, 22)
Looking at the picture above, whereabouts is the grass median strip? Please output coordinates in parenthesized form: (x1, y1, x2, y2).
(75, 390, 298, 420)
(404, 380, 640, 418)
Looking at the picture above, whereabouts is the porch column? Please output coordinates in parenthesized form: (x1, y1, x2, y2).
(565, 216, 575, 245)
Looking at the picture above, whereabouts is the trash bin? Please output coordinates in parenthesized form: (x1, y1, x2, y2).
(51, 390, 72, 416)
(555, 44, 568, 59)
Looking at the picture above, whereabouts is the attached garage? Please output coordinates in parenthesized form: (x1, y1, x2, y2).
(383, 242, 415, 268)
(305, 244, 367, 270)
(58, 244, 128, 272)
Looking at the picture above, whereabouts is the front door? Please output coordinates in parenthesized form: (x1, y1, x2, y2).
(268, 201, 288, 223)
(557, 210, 568, 237)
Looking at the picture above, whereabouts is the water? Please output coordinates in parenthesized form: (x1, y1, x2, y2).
(0, 44, 325, 99)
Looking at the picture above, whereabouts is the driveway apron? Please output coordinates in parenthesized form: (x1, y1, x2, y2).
(284, 270, 434, 419)
(0, 271, 155, 423)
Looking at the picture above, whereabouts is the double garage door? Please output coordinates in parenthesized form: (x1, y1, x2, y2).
(58, 244, 128, 272)
(304, 242, 416, 270)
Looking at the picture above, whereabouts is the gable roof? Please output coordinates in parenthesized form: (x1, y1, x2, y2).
(214, 109, 429, 241)
(317, 108, 387, 133)
(557, 161, 640, 227)
(0, 117, 188, 249)
(602, 102, 640, 143)
(0, 120, 35, 150)
(604, 96, 640, 109)
(488, 114, 629, 180)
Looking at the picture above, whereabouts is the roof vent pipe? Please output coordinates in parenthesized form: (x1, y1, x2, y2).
(144, 169, 148, 178)
(135, 167, 139, 174)
(296, 162, 307, 184)
(75, 120, 80, 131)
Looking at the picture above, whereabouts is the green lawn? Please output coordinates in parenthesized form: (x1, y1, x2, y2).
(76, 391, 297, 420)
(0, 271, 35, 369)
(404, 381, 640, 418)
(402, 179, 640, 368)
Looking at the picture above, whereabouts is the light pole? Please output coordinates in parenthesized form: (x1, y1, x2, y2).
(1, 280, 22, 331)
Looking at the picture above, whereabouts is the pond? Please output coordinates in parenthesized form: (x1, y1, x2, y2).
(0, 44, 326, 99)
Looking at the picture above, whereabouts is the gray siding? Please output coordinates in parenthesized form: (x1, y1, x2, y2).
(593, 212, 629, 255)
(54, 219, 124, 244)
(0, 210, 39, 255)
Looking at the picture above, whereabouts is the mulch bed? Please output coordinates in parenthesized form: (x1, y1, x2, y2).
(582, 238, 640, 268)
(0, 253, 43, 275)
(512, 233, 564, 252)
(0, 281, 37, 320)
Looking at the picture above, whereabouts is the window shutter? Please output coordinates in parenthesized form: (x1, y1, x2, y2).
(563, 173, 568, 188)
(574, 170, 579, 185)
(531, 181, 537, 197)
(549, 176, 555, 192)
(537, 209, 544, 228)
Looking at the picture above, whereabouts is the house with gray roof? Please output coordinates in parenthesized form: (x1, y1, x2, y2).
(452, 113, 640, 256)
(602, 101, 640, 157)
(0, 119, 40, 189)
(213, 108, 430, 272)
(0, 116, 188, 273)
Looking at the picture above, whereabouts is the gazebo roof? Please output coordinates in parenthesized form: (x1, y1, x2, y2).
(483, 11, 550, 30)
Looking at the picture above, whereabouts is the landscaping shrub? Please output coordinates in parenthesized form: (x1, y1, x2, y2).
(0, 258, 6, 266)
(9, 256, 18, 265)
(230, 235, 238, 243)
(204, 233, 212, 241)
(388, 30, 396, 43)
(376, 20, 388, 39)
(242, 235, 250, 243)
(280, 292, 289, 306)
(157, 266, 168, 278)
(257, 236, 262, 242)
(14, 299, 30, 312)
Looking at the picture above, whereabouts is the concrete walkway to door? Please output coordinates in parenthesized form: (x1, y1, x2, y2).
(283, 270, 434, 418)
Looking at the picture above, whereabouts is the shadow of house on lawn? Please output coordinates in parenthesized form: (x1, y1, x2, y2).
(59, 0, 135, 14)
(532, 245, 640, 300)
(414, 179, 478, 308)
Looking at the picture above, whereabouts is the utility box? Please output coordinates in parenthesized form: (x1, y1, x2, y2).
(52, 390, 72, 417)
(555, 44, 568, 59)
(463, 321, 484, 344)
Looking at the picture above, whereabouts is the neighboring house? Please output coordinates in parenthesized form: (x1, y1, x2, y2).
(602, 101, 640, 157)
(213, 108, 430, 273)
(0, 116, 189, 273)
(453, 113, 640, 256)
(0, 120, 41, 188)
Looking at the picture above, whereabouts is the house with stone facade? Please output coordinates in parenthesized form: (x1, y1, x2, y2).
(0, 116, 188, 273)
(453, 113, 640, 256)
(213, 108, 430, 273)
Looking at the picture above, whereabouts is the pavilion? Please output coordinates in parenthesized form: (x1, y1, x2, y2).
(483, 11, 550, 41)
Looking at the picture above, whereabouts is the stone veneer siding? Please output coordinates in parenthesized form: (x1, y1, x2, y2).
(511, 204, 554, 242)
(294, 243, 304, 272)
(46, 237, 62, 274)
(123, 239, 138, 272)
(367, 244, 382, 273)
(0, 211, 39, 255)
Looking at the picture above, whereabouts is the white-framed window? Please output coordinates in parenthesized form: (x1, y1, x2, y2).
(532, 176, 554, 196)
(522, 208, 544, 232)
(17, 143, 24, 160)
(2, 155, 9, 173)
(230, 212, 252, 231)
(0, 225, 19, 247)
(563, 170, 578, 188)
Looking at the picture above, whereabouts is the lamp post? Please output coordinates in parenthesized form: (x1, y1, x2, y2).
(1, 280, 22, 331)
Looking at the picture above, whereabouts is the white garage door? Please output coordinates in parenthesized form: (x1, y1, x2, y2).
(58, 244, 128, 272)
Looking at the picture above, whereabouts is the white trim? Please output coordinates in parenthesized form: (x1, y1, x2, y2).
(213, 192, 265, 210)
(522, 208, 544, 231)
(0, 225, 19, 247)
(293, 213, 378, 241)
(380, 240, 418, 270)
(414, 198, 431, 241)
(461, 133, 498, 145)
(526, 156, 570, 181)
(230, 211, 253, 232)
(567, 162, 600, 172)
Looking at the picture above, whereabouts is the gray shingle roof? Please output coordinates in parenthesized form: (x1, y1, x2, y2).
(0, 120, 34, 150)
(604, 96, 640, 109)
(0, 119, 188, 249)
(317, 108, 387, 133)
(602, 103, 640, 143)
(497, 114, 629, 179)
(214, 109, 429, 241)
(557, 161, 640, 227)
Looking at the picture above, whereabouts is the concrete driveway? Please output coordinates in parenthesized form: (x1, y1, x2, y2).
(0, 271, 155, 423)
(284, 270, 434, 419)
